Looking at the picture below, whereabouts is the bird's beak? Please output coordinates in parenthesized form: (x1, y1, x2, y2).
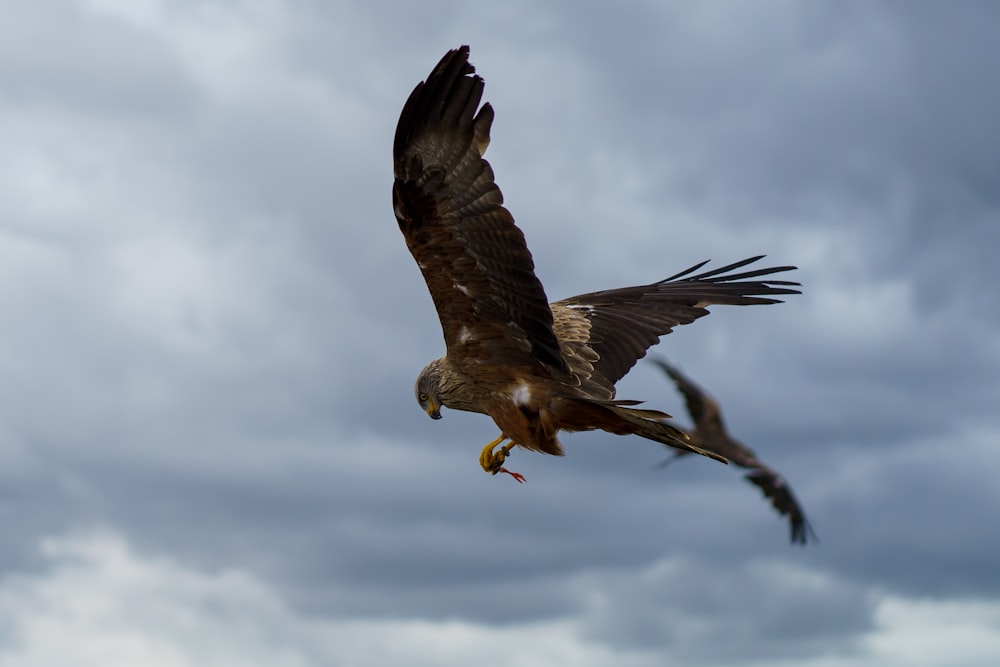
(426, 402, 442, 420)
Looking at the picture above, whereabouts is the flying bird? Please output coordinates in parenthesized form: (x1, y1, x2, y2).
(393, 46, 800, 482)
(651, 358, 816, 544)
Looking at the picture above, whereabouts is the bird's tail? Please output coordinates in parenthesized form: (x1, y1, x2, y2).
(562, 397, 728, 464)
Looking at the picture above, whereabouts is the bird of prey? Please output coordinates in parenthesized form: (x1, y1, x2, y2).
(651, 358, 816, 544)
(392, 46, 800, 482)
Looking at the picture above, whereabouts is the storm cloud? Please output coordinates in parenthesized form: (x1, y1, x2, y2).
(1, 1, 997, 665)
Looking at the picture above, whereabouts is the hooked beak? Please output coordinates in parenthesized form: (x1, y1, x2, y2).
(425, 401, 442, 420)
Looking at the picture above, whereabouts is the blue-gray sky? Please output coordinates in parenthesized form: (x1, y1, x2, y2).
(1, 1, 998, 665)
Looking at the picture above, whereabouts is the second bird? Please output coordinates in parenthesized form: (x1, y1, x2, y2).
(652, 358, 817, 545)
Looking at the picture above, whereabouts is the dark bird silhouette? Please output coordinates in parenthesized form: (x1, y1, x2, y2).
(652, 358, 816, 544)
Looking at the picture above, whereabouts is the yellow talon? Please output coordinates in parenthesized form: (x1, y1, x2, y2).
(478, 435, 525, 482)
(479, 435, 510, 473)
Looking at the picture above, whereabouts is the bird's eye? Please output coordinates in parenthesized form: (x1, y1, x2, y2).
(418, 392, 429, 402)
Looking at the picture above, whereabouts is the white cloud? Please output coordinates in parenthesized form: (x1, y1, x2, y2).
(0, 531, 661, 667)
(2, 532, 998, 667)
(864, 596, 1000, 666)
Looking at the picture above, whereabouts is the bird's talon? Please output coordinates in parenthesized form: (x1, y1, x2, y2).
(479, 436, 520, 479)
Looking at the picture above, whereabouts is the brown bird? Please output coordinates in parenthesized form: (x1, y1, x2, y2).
(651, 358, 816, 544)
(393, 46, 800, 482)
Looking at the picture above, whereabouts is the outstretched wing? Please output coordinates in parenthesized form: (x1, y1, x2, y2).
(654, 361, 817, 544)
(745, 469, 818, 545)
(650, 358, 727, 435)
(393, 46, 566, 372)
(553, 257, 799, 398)
(654, 357, 764, 465)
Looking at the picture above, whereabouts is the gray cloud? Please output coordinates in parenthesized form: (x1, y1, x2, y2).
(0, 1, 997, 665)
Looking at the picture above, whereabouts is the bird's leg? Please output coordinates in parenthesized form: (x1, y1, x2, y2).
(478, 434, 508, 471)
(478, 434, 525, 483)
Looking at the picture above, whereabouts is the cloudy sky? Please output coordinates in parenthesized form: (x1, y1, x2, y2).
(2, 1, 998, 665)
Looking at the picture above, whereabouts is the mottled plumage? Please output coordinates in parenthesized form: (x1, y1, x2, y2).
(394, 46, 801, 480)
(652, 358, 817, 544)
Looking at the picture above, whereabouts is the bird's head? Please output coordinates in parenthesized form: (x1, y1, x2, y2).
(414, 359, 444, 420)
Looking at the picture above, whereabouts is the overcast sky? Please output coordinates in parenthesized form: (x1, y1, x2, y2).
(1, 1, 998, 665)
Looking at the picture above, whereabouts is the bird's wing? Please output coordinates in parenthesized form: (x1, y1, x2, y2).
(393, 46, 565, 372)
(651, 358, 726, 430)
(552, 257, 799, 398)
(744, 468, 818, 545)
(655, 359, 777, 466)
